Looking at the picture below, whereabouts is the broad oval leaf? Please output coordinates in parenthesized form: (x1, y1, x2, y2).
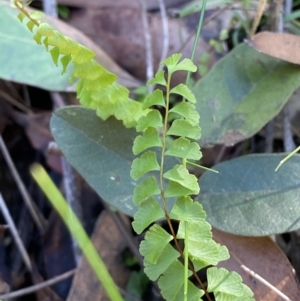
(0, 2, 140, 90)
(50, 106, 138, 215)
(193, 43, 300, 147)
(196, 154, 300, 236)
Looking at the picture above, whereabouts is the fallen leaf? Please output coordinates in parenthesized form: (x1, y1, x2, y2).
(247, 32, 300, 65)
(67, 211, 131, 301)
(214, 228, 300, 301)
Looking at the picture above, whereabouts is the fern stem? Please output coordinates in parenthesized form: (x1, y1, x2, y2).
(184, 220, 188, 301)
(159, 72, 185, 269)
(159, 73, 171, 214)
(14, 0, 40, 26)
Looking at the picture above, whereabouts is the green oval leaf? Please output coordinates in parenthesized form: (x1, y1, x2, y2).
(196, 154, 300, 236)
(194, 43, 300, 147)
(50, 106, 138, 216)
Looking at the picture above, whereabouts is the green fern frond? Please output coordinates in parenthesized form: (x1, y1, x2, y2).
(14, 0, 146, 128)
(131, 54, 255, 301)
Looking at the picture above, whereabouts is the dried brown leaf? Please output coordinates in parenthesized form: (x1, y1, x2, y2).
(213, 228, 300, 301)
(247, 32, 300, 65)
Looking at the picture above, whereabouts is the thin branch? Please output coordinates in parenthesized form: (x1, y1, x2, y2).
(0, 135, 47, 233)
(158, 0, 169, 65)
(241, 265, 294, 301)
(0, 193, 32, 272)
(51, 91, 83, 265)
(283, 106, 295, 152)
(0, 269, 75, 300)
(42, 0, 57, 17)
(61, 158, 82, 264)
(138, 0, 154, 91)
(249, 0, 268, 38)
(265, 121, 274, 153)
(0, 89, 32, 114)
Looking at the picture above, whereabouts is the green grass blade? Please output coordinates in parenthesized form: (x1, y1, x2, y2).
(30, 163, 124, 301)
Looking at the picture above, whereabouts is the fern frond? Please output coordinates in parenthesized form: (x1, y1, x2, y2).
(14, 0, 146, 128)
(131, 54, 255, 301)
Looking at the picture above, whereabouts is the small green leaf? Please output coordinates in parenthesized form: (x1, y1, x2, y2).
(72, 60, 104, 80)
(144, 244, 180, 281)
(170, 84, 196, 103)
(165, 137, 202, 160)
(50, 46, 60, 66)
(30, 11, 45, 20)
(132, 197, 164, 234)
(167, 120, 201, 140)
(164, 165, 199, 192)
(173, 281, 204, 301)
(26, 20, 35, 32)
(17, 12, 26, 22)
(132, 176, 160, 205)
(59, 37, 81, 55)
(170, 196, 206, 222)
(47, 30, 67, 48)
(42, 37, 49, 51)
(158, 260, 192, 301)
(177, 222, 229, 270)
(140, 224, 173, 264)
(142, 89, 165, 109)
(136, 110, 163, 132)
(33, 32, 42, 44)
(147, 70, 166, 86)
(169, 102, 199, 125)
(162, 53, 182, 70)
(71, 46, 95, 64)
(60, 54, 72, 74)
(130, 151, 160, 181)
(207, 267, 254, 300)
(165, 181, 198, 198)
(38, 22, 55, 37)
(132, 127, 162, 155)
(171, 58, 197, 73)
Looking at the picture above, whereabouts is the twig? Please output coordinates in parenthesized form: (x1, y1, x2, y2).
(0, 90, 32, 114)
(0, 193, 32, 272)
(42, 0, 57, 17)
(241, 265, 294, 301)
(139, 0, 154, 91)
(265, 121, 274, 153)
(283, 106, 295, 152)
(0, 135, 47, 233)
(249, 0, 268, 38)
(61, 158, 82, 264)
(158, 0, 169, 66)
(51, 91, 83, 265)
(285, 0, 293, 17)
(0, 269, 75, 300)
